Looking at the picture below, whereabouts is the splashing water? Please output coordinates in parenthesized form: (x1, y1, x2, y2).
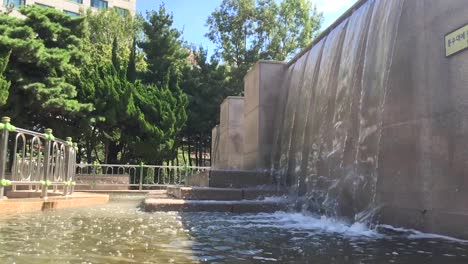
(0, 199, 467, 263)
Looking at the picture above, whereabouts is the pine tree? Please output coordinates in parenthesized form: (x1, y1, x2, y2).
(139, 5, 188, 87)
(126, 38, 137, 83)
(0, 50, 10, 106)
(0, 6, 92, 131)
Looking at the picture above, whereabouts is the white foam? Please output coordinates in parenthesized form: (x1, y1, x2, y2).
(378, 224, 468, 243)
(206, 212, 379, 237)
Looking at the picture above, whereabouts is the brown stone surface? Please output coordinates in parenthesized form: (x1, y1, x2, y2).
(209, 170, 274, 188)
(186, 171, 209, 187)
(0, 192, 109, 215)
(170, 187, 243, 200)
(144, 198, 287, 213)
(214, 97, 245, 169)
(74, 184, 129, 191)
(243, 61, 287, 171)
(374, 0, 468, 239)
(6, 190, 64, 199)
(242, 189, 286, 200)
(167, 186, 285, 201)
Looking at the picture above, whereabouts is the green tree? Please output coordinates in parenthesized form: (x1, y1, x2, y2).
(126, 37, 137, 83)
(0, 50, 10, 106)
(0, 6, 92, 132)
(206, 0, 322, 94)
(85, 8, 146, 72)
(139, 4, 188, 87)
(180, 47, 230, 166)
(77, 28, 187, 164)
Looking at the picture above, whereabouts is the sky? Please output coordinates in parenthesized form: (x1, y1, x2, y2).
(136, 0, 357, 57)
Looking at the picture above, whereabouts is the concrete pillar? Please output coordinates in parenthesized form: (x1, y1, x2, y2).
(243, 61, 287, 171)
(215, 97, 244, 170)
(211, 125, 220, 169)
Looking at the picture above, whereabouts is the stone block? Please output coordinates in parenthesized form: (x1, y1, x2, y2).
(242, 189, 286, 200)
(209, 170, 274, 188)
(216, 97, 245, 170)
(143, 198, 287, 213)
(231, 201, 287, 213)
(242, 61, 287, 171)
(0, 193, 109, 215)
(175, 187, 243, 200)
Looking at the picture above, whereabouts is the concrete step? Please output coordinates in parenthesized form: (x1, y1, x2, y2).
(74, 184, 168, 191)
(144, 198, 287, 213)
(7, 190, 64, 199)
(209, 170, 274, 188)
(167, 186, 285, 200)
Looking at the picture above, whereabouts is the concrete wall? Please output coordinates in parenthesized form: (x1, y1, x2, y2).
(213, 97, 244, 170)
(375, 0, 468, 239)
(211, 125, 220, 169)
(243, 61, 287, 171)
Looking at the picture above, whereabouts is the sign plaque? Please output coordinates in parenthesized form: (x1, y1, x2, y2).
(445, 24, 468, 57)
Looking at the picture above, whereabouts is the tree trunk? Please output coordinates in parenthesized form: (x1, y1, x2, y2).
(107, 141, 120, 165)
(187, 138, 193, 167)
(181, 142, 187, 165)
(199, 141, 203, 167)
(209, 136, 212, 166)
(195, 141, 199, 167)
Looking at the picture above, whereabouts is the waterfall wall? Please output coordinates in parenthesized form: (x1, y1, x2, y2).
(269, 0, 468, 238)
(210, 0, 468, 238)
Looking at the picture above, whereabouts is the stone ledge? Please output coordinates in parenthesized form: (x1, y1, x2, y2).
(144, 198, 287, 213)
(167, 186, 285, 200)
(0, 192, 109, 215)
(209, 170, 275, 188)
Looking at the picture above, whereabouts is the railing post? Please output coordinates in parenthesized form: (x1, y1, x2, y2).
(70, 143, 78, 195)
(0, 117, 14, 199)
(41, 128, 54, 200)
(63, 137, 72, 196)
(139, 162, 144, 190)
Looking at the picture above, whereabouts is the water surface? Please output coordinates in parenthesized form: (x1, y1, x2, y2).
(0, 197, 467, 263)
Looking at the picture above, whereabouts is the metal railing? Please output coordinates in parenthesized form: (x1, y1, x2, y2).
(0, 116, 211, 199)
(0, 117, 77, 200)
(75, 164, 211, 190)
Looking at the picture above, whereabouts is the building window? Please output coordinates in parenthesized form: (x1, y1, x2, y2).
(64, 10, 80, 17)
(91, 0, 108, 10)
(67, 0, 83, 4)
(114, 7, 128, 17)
(2, 0, 25, 8)
(35, 3, 54, 9)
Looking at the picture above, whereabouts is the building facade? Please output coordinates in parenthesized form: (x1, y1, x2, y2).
(1, 0, 136, 17)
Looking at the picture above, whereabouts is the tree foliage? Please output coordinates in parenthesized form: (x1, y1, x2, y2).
(206, 0, 323, 93)
(140, 5, 188, 87)
(77, 8, 188, 164)
(0, 6, 188, 165)
(0, 6, 92, 131)
(0, 50, 10, 106)
(179, 47, 230, 166)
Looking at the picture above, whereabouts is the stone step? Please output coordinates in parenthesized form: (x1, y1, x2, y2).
(209, 170, 274, 188)
(7, 190, 64, 199)
(166, 186, 284, 200)
(144, 198, 287, 213)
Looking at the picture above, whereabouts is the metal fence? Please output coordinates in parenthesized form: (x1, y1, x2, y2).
(0, 117, 211, 199)
(75, 164, 210, 190)
(0, 117, 77, 199)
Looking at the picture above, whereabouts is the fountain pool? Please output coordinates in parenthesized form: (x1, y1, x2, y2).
(0, 197, 467, 263)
